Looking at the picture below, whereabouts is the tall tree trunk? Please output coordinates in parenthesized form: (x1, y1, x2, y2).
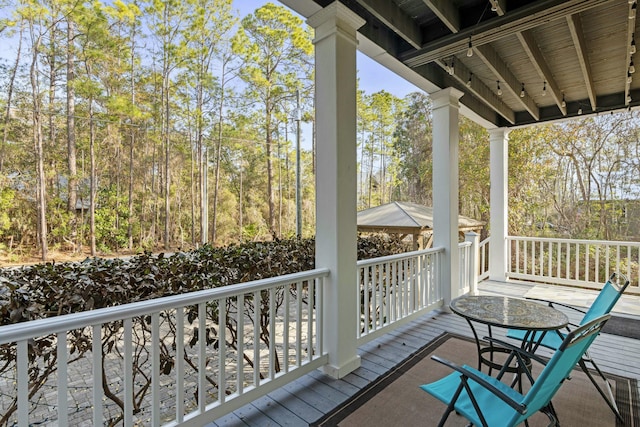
(30, 36, 47, 261)
(127, 18, 137, 250)
(67, 20, 78, 249)
(266, 107, 275, 238)
(88, 92, 96, 256)
(212, 60, 229, 245)
(191, 143, 196, 246)
(48, 29, 57, 198)
(163, 74, 170, 249)
(196, 74, 204, 246)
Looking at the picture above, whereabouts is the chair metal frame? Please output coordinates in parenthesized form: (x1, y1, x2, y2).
(420, 314, 612, 427)
(505, 272, 630, 421)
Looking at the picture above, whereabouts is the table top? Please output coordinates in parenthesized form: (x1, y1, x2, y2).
(450, 295, 569, 331)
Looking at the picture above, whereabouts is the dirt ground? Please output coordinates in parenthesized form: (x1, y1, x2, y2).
(0, 248, 147, 268)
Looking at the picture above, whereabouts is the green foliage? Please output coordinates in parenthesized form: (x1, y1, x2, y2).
(95, 185, 130, 251)
(0, 234, 405, 326)
(0, 185, 14, 236)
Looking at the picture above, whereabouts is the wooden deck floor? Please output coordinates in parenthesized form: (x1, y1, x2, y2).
(208, 280, 640, 427)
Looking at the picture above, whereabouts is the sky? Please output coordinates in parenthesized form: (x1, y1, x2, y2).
(234, 0, 420, 100)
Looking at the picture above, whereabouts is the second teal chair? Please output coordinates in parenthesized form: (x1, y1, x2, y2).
(505, 272, 629, 421)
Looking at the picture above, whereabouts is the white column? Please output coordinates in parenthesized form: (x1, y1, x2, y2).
(431, 88, 464, 307)
(308, 2, 364, 379)
(489, 127, 510, 282)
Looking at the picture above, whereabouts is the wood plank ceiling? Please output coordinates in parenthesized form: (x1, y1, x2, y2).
(309, 0, 638, 128)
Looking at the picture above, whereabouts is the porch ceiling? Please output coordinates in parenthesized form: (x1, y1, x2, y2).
(283, 0, 636, 129)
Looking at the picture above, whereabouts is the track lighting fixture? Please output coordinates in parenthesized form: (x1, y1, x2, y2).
(467, 37, 473, 57)
(542, 81, 547, 96)
(467, 73, 473, 88)
(490, 0, 498, 12)
(631, 2, 637, 19)
(628, 94, 633, 104)
(561, 93, 566, 108)
(578, 107, 583, 115)
(631, 60, 636, 74)
(497, 81, 502, 96)
(520, 83, 525, 98)
(632, 34, 637, 54)
(448, 57, 455, 75)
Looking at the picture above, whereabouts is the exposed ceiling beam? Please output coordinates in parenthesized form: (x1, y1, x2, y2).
(566, 14, 597, 111)
(355, 0, 422, 50)
(422, 0, 459, 33)
(626, 3, 637, 105)
(435, 59, 515, 124)
(425, 0, 532, 121)
(402, 0, 614, 67)
(517, 31, 567, 116)
(474, 44, 539, 121)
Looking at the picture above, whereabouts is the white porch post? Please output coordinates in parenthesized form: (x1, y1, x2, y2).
(308, 2, 363, 379)
(431, 88, 464, 306)
(465, 231, 480, 295)
(489, 128, 510, 282)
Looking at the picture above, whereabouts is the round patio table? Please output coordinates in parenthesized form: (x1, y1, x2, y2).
(450, 295, 569, 374)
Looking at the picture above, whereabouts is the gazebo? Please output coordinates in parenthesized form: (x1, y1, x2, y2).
(357, 201, 485, 249)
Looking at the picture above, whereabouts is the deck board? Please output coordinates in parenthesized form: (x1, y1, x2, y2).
(208, 280, 640, 426)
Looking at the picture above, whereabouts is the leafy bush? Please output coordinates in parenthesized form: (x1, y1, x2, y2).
(0, 234, 406, 425)
(0, 234, 406, 326)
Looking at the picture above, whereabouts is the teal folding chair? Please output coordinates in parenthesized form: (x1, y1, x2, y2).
(420, 314, 611, 427)
(505, 272, 629, 421)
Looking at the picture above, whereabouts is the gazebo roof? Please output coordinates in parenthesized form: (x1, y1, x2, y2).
(357, 201, 485, 233)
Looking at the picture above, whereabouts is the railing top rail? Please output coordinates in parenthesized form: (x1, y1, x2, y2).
(356, 246, 444, 268)
(507, 235, 640, 246)
(0, 268, 330, 345)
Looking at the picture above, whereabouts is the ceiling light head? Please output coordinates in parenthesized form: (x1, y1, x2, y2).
(628, 94, 633, 104)
(520, 83, 525, 98)
(467, 73, 473, 88)
(467, 37, 473, 57)
(497, 81, 502, 96)
(561, 93, 566, 108)
(542, 81, 547, 96)
(490, 0, 498, 12)
(578, 107, 583, 115)
(631, 2, 637, 19)
(448, 57, 455, 75)
(631, 60, 636, 74)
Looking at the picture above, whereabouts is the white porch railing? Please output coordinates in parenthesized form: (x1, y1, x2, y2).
(507, 236, 640, 293)
(356, 247, 444, 344)
(0, 269, 329, 427)
(0, 243, 482, 426)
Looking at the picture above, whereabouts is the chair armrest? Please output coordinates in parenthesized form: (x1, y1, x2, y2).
(430, 355, 527, 414)
(483, 336, 545, 385)
(484, 336, 548, 366)
(524, 297, 587, 314)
